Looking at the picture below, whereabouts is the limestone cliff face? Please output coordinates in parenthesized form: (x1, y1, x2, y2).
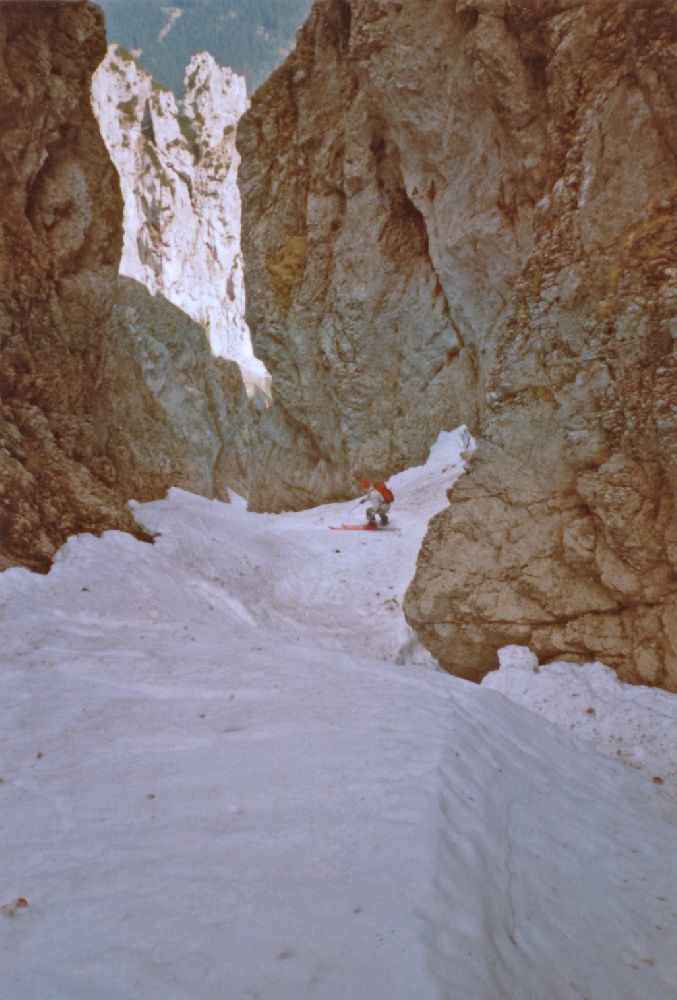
(91, 46, 266, 387)
(239, 0, 482, 511)
(239, 0, 677, 687)
(404, 0, 677, 690)
(238, 0, 569, 508)
(0, 2, 249, 573)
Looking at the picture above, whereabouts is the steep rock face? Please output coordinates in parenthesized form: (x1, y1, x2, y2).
(239, 0, 676, 687)
(106, 278, 250, 503)
(238, 0, 556, 509)
(0, 2, 249, 573)
(404, 0, 677, 690)
(97, 0, 314, 95)
(92, 46, 266, 387)
(238, 0, 484, 509)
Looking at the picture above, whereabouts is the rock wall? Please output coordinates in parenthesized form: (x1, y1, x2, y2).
(91, 46, 267, 387)
(239, 0, 677, 687)
(404, 0, 677, 690)
(239, 0, 484, 511)
(0, 2, 249, 573)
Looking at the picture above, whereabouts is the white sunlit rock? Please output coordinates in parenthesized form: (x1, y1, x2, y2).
(91, 45, 268, 390)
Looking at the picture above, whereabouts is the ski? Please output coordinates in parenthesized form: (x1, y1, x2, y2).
(329, 524, 377, 531)
(329, 524, 397, 532)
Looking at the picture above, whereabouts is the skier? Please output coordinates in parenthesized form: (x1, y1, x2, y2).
(360, 478, 394, 528)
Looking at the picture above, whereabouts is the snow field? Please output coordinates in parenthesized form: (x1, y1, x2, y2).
(483, 646, 677, 796)
(1, 427, 675, 999)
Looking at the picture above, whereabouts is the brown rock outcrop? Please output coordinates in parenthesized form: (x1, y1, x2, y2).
(0, 2, 248, 572)
(404, 1, 677, 690)
(239, 0, 676, 687)
(239, 0, 487, 510)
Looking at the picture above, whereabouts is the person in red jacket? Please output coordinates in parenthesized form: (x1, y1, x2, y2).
(360, 478, 394, 528)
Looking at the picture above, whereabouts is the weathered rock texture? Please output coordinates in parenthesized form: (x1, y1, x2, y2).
(239, 0, 481, 511)
(405, 0, 677, 690)
(239, 0, 677, 688)
(91, 46, 267, 387)
(0, 2, 249, 573)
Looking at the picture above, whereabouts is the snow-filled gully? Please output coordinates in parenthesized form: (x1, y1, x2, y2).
(1, 428, 675, 1000)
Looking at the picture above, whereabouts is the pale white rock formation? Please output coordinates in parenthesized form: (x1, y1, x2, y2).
(91, 45, 267, 388)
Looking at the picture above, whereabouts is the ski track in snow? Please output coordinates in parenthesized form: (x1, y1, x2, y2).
(1, 427, 676, 1000)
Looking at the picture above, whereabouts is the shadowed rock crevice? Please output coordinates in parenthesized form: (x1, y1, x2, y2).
(370, 132, 431, 267)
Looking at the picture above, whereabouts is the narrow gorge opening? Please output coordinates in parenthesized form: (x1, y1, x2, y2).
(90, 44, 270, 398)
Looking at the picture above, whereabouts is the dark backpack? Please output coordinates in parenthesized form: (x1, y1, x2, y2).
(375, 481, 394, 504)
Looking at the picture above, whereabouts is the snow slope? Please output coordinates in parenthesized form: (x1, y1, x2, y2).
(483, 646, 677, 794)
(1, 428, 675, 1000)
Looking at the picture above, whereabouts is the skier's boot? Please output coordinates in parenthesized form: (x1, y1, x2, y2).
(379, 513, 389, 527)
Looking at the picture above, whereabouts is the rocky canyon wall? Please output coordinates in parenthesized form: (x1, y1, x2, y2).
(91, 45, 267, 387)
(239, 0, 489, 510)
(239, 0, 677, 688)
(0, 2, 249, 573)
